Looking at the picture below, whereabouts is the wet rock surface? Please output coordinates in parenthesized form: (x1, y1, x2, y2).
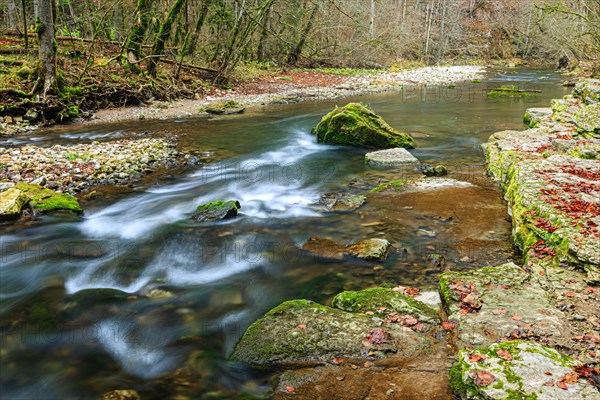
(191, 200, 241, 222)
(311, 103, 415, 149)
(230, 299, 436, 368)
(450, 340, 599, 400)
(302, 237, 391, 261)
(0, 187, 29, 220)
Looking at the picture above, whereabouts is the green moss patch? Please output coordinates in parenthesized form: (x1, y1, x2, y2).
(15, 183, 82, 213)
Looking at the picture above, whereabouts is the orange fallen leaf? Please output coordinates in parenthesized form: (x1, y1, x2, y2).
(512, 314, 523, 320)
(586, 287, 598, 294)
(331, 357, 343, 365)
(496, 349, 513, 361)
(543, 380, 554, 387)
(469, 370, 496, 387)
(284, 386, 295, 393)
(556, 381, 568, 390)
(544, 371, 552, 375)
(565, 292, 575, 297)
(562, 372, 579, 384)
(468, 353, 487, 363)
(492, 309, 507, 315)
(442, 320, 459, 331)
(298, 324, 307, 329)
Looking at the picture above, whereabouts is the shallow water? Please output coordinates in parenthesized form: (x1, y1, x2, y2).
(0, 69, 568, 399)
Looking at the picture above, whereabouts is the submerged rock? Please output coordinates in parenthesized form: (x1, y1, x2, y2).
(100, 390, 141, 400)
(15, 183, 82, 214)
(230, 299, 435, 367)
(422, 165, 448, 177)
(0, 187, 29, 220)
(332, 287, 440, 324)
(321, 193, 367, 211)
(450, 340, 598, 400)
(439, 263, 569, 348)
(311, 103, 415, 149)
(365, 147, 420, 166)
(205, 100, 245, 115)
(191, 200, 240, 222)
(345, 238, 391, 260)
(303, 237, 391, 261)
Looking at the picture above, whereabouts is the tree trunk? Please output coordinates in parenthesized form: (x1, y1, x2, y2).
(21, 0, 28, 48)
(8, 0, 17, 30)
(257, 1, 272, 61)
(369, 0, 375, 40)
(34, 0, 39, 18)
(288, 0, 319, 65)
(187, 0, 211, 55)
(37, 0, 57, 97)
(125, 0, 151, 71)
(147, 0, 187, 77)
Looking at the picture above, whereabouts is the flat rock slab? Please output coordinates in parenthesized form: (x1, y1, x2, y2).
(231, 299, 436, 368)
(524, 107, 552, 127)
(320, 193, 367, 211)
(451, 340, 599, 400)
(332, 287, 441, 325)
(439, 263, 570, 348)
(365, 148, 420, 166)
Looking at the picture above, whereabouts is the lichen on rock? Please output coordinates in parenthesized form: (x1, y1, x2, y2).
(311, 103, 415, 149)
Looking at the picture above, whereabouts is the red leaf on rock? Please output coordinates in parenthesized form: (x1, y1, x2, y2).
(404, 287, 420, 297)
(543, 380, 554, 387)
(556, 381, 568, 390)
(565, 292, 575, 298)
(492, 309, 507, 315)
(331, 357, 343, 365)
(586, 287, 598, 294)
(284, 386, 295, 393)
(512, 314, 523, 320)
(544, 371, 552, 375)
(366, 328, 390, 345)
(297, 324, 307, 329)
(442, 320, 459, 331)
(496, 349, 513, 361)
(469, 370, 496, 387)
(468, 353, 487, 363)
(562, 372, 579, 384)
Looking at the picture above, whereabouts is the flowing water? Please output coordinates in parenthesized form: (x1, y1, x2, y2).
(0, 69, 569, 399)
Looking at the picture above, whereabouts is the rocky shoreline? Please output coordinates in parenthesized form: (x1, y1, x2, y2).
(227, 81, 600, 399)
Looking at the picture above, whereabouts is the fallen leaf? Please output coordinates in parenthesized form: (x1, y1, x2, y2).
(512, 314, 523, 320)
(469, 370, 496, 387)
(544, 371, 553, 375)
(586, 287, 598, 294)
(284, 386, 295, 393)
(492, 309, 507, 315)
(562, 372, 579, 384)
(543, 380, 554, 387)
(496, 349, 513, 361)
(402, 316, 418, 326)
(297, 324, 307, 329)
(468, 353, 487, 363)
(442, 320, 459, 331)
(404, 287, 420, 297)
(565, 292, 576, 297)
(556, 381, 568, 390)
(331, 357, 343, 365)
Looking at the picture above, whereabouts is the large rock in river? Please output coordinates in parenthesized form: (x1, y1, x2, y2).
(230, 299, 435, 367)
(450, 340, 599, 400)
(191, 200, 240, 222)
(0, 187, 29, 220)
(311, 103, 415, 149)
(15, 183, 82, 214)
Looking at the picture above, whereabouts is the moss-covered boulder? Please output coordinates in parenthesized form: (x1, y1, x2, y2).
(0, 187, 29, 220)
(439, 263, 569, 349)
(345, 238, 391, 260)
(450, 340, 598, 400)
(422, 165, 448, 177)
(205, 100, 245, 115)
(332, 287, 440, 324)
(15, 183, 82, 213)
(191, 200, 240, 222)
(311, 103, 415, 149)
(230, 299, 436, 367)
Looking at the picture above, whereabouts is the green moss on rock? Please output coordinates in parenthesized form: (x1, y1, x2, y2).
(15, 183, 82, 213)
(311, 103, 415, 149)
(191, 200, 240, 222)
(332, 287, 440, 323)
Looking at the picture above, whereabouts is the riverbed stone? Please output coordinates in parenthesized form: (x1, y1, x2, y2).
(450, 340, 599, 400)
(191, 200, 240, 222)
(0, 187, 29, 220)
(230, 299, 436, 367)
(332, 287, 440, 324)
(311, 103, 415, 149)
(422, 165, 448, 177)
(321, 193, 367, 211)
(100, 390, 141, 400)
(0, 181, 15, 192)
(205, 100, 245, 115)
(439, 262, 570, 349)
(523, 107, 552, 128)
(365, 147, 420, 166)
(573, 78, 600, 104)
(345, 238, 391, 260)
(15, 183, 82, 214)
